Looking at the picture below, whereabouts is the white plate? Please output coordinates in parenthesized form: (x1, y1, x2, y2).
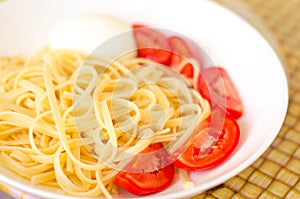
(0, 0, 288, 198)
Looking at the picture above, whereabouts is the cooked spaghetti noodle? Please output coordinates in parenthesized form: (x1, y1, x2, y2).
(0, 48, 210, 198)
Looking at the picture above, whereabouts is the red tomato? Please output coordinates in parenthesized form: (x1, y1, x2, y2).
(168, 36, 204, 78)
(173, 106, 240, 171)
(181, 63, 194, 78)
(132, 24, 172, 65)
(114, 143, 175, 195)
(197, 67, 243, 118)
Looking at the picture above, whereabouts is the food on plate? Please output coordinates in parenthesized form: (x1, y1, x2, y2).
(50, 14, 137, 58)
(132, 24, 172, 66)
(197, 67, 243, 118)
(114, 143, 175, 195)
(173, 106, 240, 171)
(168, 35, 204, 78)
(0, 14, 242, 198)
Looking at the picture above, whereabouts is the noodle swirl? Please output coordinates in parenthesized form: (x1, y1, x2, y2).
(0, 49, 210, 198)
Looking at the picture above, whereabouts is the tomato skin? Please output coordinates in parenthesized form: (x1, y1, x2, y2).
(169, 36, 204, 78)
(197, 67, 243, 118)
(114, 143, 175, 195)
(173, 106, 240, 171)
(132, 24, 172, 65)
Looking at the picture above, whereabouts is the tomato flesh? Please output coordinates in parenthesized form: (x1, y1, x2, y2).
(132, 24, 172, 65)
(114, 143, 175, 195)
(180, 63, 194, 78)
(173, 107, 240, 171)
(169, 36, 204, 78)
(197, 67, 243, 118)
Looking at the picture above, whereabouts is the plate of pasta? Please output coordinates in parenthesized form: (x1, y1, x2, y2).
(0, 0, 288, 199)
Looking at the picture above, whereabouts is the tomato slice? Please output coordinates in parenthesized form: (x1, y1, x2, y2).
(197, 67, 243, 118)
(180, 63, 194, 78)
(132, 24, 172, 65)
(173, 106, 240, 171)
(114, 143, 175, 195)
(168, 36, 204, 78)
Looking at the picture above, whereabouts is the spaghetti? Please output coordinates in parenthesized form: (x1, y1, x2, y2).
(0, 48, 210, 198)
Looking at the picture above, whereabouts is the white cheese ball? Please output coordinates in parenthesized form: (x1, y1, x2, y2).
(50, 14, 136, 58)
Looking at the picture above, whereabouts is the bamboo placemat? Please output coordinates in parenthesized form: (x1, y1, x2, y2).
(194, 0, 300, 198)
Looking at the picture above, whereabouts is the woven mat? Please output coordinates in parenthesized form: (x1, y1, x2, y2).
(193, 0, 300, 198)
